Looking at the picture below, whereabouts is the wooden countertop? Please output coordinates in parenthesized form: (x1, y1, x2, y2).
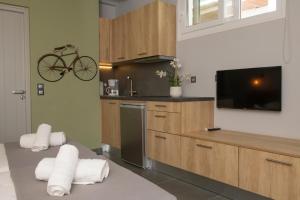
(182, 130, 300, 158)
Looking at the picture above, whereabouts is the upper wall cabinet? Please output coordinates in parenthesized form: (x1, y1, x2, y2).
(112, 0, 176, 63)
(112, 15, 129, 62)
(99, 18, 112, 63)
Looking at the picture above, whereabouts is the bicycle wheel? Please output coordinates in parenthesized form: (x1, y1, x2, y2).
(37, 54, 66, 82)
(73, 56, 98, 81)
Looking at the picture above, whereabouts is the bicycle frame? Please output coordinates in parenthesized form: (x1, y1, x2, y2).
(52, 49, 81, 71)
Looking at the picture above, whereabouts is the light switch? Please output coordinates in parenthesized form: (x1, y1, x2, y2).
(37, 83, 44, 95)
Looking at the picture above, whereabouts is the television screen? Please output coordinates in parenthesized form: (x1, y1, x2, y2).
(216, 66, 282, 111)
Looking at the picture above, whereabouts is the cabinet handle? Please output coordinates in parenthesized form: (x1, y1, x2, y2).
(155, 135, 166, 140)
(109, 102, 116, 105)
(154, 115, 166, 118)
(138, 52, 147, 56)
(155, 105, 167, 108)
(196, 144, 213, 149)
(117, 56, 125, 59)
(266, 158, 293, 167)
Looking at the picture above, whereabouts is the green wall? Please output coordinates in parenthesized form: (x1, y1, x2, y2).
(0, 0, 101, 148)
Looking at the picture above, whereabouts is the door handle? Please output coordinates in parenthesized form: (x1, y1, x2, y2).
(266, 158, 293, 167)
(155, 105, 167, 108)
(155, 135, 166, 140)
(196, 144, 213, 149)
(138, 52, 147, 56)
(12, 90, 26, 94)
(154, 115, 166, 118)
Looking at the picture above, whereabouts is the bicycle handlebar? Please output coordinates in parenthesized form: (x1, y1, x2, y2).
(54, 44, 75, 52)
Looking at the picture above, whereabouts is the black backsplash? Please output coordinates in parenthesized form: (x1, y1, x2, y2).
(100, 62, 171, 96)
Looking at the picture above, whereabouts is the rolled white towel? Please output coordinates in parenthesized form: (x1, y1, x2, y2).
(50, 132, 66, 147)
(20, 132, 66, 149)
(35, 158, 109, 185)
(74, 159, 109, 184)
(32, 124, 52, 152)
(20, 134, 35, 148)
(47, 144, 78, 196)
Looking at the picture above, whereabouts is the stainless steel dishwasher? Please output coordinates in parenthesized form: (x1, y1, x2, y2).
(120, 103, 146, 168)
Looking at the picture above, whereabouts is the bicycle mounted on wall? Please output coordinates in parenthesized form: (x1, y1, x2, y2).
(37, 44, 98, 82)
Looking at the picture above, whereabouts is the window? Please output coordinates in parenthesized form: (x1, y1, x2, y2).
(178, 0, 286, 40)
(241, 0, 276, 18)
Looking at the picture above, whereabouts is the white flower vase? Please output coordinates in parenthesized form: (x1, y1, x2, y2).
(170, 86, 182, 98)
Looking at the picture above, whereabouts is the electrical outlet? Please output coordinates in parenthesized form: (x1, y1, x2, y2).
(191, 76, 196, 83)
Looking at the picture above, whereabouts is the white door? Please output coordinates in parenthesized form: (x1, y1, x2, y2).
(0, 4, 30, 143)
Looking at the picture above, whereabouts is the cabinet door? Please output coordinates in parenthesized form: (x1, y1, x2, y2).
(181, 101, 214, 137)
(99, 18, 111, 63)
(147, 130, 181, 168)
(112, 15, 128, 62)
(181, 137, 214, 178)
(239, 148, 271, 197)
(211, 142, 238, 186)
(239, 148, 300, 199)
(181, 137, 238, 186)
(147, 111, 181, 134)
(129, 2, 158, 59)
(101, 100, 120, 148)
(268, 154, 300, 200)
(147, 101, 181, 113)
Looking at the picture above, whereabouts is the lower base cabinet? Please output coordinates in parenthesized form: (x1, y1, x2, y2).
(101, 100, 121, 149)
(239, 148, 300, 200)
(181, 136, 238, 186)
(147, 130, 181, 168)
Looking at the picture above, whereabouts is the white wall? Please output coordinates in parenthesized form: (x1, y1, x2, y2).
(178, 1, 300, 139)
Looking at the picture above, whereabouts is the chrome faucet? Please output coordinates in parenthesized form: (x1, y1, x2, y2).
(126, 76, 137, 96)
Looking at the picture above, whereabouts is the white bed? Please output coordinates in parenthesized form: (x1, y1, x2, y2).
(0, 144, 16, 200)
(1, 143, 176, 200)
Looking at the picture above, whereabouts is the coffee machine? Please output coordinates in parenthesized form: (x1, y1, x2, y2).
(105, 79, 119, 96)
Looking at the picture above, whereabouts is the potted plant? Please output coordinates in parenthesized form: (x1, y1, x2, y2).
(156, 58, 190, 97)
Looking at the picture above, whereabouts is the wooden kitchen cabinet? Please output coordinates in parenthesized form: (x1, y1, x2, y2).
(112, 14, 129, 62)
(146, 100, 214, 169)
(180, 101, 214, 136)
(101, 100, 121, 148)
(147, 111, 181, 135)
(112, 0, 176, 63)
(147, 130, 181, 168)
(128, 0, 176, 59)
(99, 18, 112, 63)
(147, 101, 181, 112)
(181, 136, 239, 186)
(239, 148, 300, 200)
(147, 101, 214, 136)
(128, 1, 158, 59)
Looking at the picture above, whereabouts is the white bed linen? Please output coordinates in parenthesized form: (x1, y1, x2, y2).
(0, 172, 17, 200)
(0, 144, 17, 200)
(0, 144, 9, 173)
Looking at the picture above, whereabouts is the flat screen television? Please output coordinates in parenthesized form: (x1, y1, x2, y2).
(216, 66, 282, 111)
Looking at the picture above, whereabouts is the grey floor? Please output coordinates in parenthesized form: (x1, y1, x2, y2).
(96, 148, 230, 200)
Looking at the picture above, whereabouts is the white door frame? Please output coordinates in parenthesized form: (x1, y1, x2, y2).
(0, 3, 31, 133)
